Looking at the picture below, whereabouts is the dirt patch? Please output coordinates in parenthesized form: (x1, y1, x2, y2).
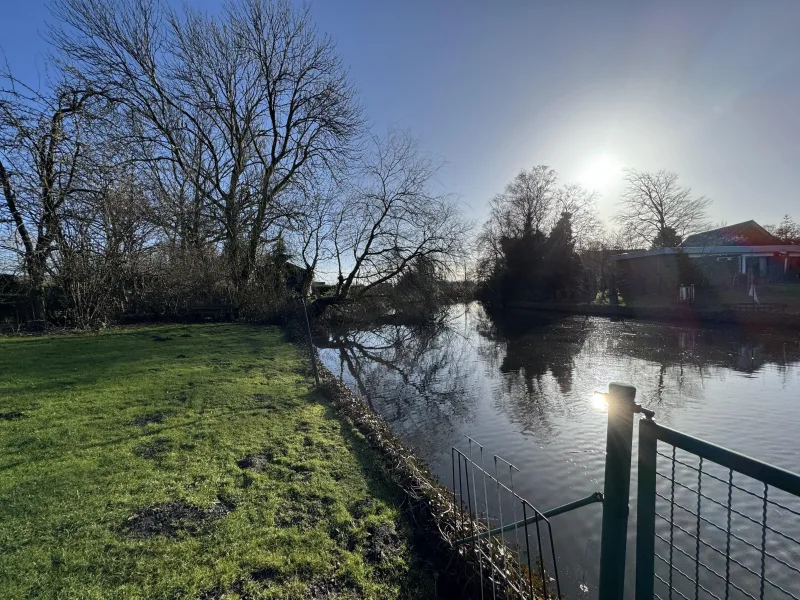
(176, 354, 188, 359)
(295, 420, 312, 433)
(251, 566, 282, 582)
(133, 437, 172, 459)
(350, 498, 375, 520)
(0, 411, 27, 421)
(130, 413, 167, 426)
(122, 499, 231, 539)
(275, 495, 331, 532)
(180, 333, 192, 338)
(152, 335, 172, 342)
(237, 446, 286, 473)
(307, 576, 349, 599)
(364, 523, 401, 565)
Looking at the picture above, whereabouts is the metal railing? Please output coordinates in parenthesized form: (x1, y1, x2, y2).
(636, 419, 800, 600)
(450, 383, 800, 599)
(594, 383, 800, 600)
(450, 438, 603, 599)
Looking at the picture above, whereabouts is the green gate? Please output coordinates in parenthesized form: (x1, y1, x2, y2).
(598, 384, 800, 600)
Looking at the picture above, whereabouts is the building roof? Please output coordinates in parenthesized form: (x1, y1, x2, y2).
(682, 220, 779, 247)
(611, 245, 800, 261)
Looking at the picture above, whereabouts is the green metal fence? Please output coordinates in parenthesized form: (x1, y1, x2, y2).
(598, 383, 800, 600)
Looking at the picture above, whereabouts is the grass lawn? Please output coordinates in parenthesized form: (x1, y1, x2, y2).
(0, 324, 437, 599)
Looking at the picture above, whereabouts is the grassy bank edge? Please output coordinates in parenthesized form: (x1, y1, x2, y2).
(291, 323, 548, 599)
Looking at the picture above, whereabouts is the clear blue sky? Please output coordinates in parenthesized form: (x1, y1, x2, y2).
(4, 0, 800, 229)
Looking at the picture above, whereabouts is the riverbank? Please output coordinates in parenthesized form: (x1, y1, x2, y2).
(506, 300, 800, 328)
(0, 324, 438, 599)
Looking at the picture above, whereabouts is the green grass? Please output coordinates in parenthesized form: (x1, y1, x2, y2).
(0, 324, 437, 599)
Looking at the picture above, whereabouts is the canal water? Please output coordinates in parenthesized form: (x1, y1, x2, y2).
(315, 303, 800, 598)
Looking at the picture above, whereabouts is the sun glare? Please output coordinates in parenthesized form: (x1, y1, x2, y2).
(580, 153, 622, 190)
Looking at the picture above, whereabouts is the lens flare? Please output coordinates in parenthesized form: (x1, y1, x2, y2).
(591, 392, 609, 412)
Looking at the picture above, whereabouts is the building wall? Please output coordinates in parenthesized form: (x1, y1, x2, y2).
(617, 254, 679, 298)
(618, 252, 800, 302)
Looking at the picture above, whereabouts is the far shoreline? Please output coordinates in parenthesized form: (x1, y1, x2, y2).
(504, 300, 800, 330)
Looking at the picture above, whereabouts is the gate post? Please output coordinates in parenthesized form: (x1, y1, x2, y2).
(635, 417, 657, 600)
(598, 382, 637, 600)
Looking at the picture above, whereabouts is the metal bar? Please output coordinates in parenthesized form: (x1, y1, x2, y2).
(522, 502, 534, 599)
(669, 446, 677, 600)
(599, 382, 638, 600)
(546, 519, 562, 599)
(760, 483, 768, 600)
(694, 458, 703, 600)
(451, 447, 457, 532)
(635, 417, 657, 600)
(724, 470, 732, 600)
(534, 502, 548, 600)
(648, 422, 800, 497)
(467, 439, 484, 599)
(478, 446, 495, 600)
(458, 452, 465, 535)
(453, 492, 603, 546)
(493, 456, 507, 592)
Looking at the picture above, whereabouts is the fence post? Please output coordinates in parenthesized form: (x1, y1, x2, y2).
(598, 382, 637, 600)
(635, 417, 657, 600)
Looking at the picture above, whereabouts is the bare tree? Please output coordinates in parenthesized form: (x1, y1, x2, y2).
(615, 169, 711, 248)
(766, 214, 800, 244)
(487, 165, 558, 239)
(288, 181, 342, 296)
(52, 0, 363, 296)
(0, 68, 102, 319)
(553, 183, 602, 249)
(315, 130, 469, 312)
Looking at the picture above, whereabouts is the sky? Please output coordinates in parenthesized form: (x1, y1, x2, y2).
(3, 0, 800, 230)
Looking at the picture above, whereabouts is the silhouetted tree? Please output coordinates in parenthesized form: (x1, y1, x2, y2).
(651, 226, 682, 249)
(615, 169, 711, 248)
(766, 214, 800, 244)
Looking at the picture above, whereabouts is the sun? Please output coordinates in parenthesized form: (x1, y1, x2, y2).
(579, 153, 622, 191)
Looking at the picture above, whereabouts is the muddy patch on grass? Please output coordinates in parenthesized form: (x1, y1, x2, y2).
(237, 446, 287, 473)
(123, 499, 231, 539)
(251, 566, 282, 582)
(350, 498, 375, 519)
(307, 576, 357, 599)
(365, 523, 401, 565)
(133, 437, 173, 459)
(0, 411, 27, 421)
(275, 494, 332, 532)
(198, 581, 244, 600)
(130, 412, 167, 426)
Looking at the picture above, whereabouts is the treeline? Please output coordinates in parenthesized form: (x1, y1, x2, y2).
(476, 166, 607, 305)
(475, 165, 713, 305)
(0, 0, 468, 329)
(475, 162, 800, 307)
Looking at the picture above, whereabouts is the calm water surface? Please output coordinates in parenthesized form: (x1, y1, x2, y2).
(315, 303, 800, 598)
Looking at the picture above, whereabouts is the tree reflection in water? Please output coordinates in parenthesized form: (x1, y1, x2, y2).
(314, 313, 479, 461)
(316, 304, 800, 600)
(317, 304, 800, 451)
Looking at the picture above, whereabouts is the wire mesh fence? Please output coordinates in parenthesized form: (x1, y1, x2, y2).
(451, 437, 562, 599)
(637, 419, 800, 600)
